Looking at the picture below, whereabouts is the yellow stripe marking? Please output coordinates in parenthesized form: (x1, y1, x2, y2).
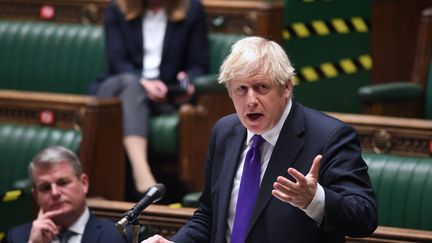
(331, 18, 349, 33)
(292, 23, 310, 38)
(320, 63, 338, 78)
(358, 55, 372, 70)
(339, 59, 357, 74)
(351, 17, 368, 32)
(169, 203, 182, 208)
(301, 67, 319, 81)
(292, 76, 300, 86)
(312, 20, 330, 35)
(282, 29, 291, 40)
(3, 190, 22, 202)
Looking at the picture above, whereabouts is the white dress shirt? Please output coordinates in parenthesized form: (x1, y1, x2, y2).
(142, 9, 167, 79)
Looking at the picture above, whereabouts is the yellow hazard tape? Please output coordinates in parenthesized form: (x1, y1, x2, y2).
(294, 54, 372, 83)
(168, 203, 182, 208)
(2, 190, 22, 202)
(284, 17, 369, 40)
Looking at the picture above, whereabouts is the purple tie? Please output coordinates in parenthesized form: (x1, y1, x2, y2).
(231, 134, 265, 243)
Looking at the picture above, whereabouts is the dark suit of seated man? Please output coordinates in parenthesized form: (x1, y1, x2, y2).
(6, 146, 125, 243)
(143, 36, 378, 243)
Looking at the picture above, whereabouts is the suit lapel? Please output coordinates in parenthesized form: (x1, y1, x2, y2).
(128, 18, 143, 58)
(247, 102, 306, 235)
(81, 214, 102, 242)
(161, 21, 174, 66)
(215, 123, 246, 241)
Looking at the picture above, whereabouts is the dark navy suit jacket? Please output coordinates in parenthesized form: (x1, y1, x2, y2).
(171, 101, 378, 243)
(6, 213, 125, 243)
(90, 0, 209, 94)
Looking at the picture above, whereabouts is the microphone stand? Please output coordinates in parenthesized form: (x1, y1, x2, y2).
(131, 219, 140, 243)
(115, 183, 166, 243)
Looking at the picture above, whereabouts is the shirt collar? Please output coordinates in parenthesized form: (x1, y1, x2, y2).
(68, 207, 90, 235)
(246, 99, 292, 146)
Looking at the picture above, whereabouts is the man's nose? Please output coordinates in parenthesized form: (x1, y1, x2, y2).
(50, 184, 60, 196)
(246, 89, 258, 105)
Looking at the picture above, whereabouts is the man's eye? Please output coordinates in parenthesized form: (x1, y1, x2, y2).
(56, 179, 71, 187)
(235, 86, 248, 96)
(256, 84, 270, 94)
(37, 184, 51, 192)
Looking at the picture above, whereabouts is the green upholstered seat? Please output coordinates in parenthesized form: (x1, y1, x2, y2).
(363, 152, 432, 230)
(0, 124, 82, 233)
(0, 21, 106, 94)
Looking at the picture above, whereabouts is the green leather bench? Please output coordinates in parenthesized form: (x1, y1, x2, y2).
(364, 152, 432, 230)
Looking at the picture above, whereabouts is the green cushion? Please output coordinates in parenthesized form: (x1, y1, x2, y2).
(149, 114, 179, 156)
(358, 82, 423, 103)
(208, 33, 244, 75)
(194, 33, 243, 94)
(0, 124, 82, 233)
(0, 20, 106, 94)
(182, 191, 202, 208)
(363, 152, 432, 230)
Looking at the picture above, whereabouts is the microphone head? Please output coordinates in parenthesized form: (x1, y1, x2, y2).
(147, 183, 166, 203)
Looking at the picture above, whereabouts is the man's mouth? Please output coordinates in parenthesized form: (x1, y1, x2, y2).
(247, 113, 262, 121)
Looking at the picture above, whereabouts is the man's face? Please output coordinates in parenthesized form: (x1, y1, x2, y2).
(32, 161, 88, 225)
(229, 74, 290, 134)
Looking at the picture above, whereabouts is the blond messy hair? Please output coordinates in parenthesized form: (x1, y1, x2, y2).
(218, 36, 295, 92)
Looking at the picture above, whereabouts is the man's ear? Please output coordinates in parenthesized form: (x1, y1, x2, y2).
(80, 173, 89, 194)
(284, 80, 292, 98)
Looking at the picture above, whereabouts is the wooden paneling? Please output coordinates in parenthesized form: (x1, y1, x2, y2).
(371, 0, 432, 84)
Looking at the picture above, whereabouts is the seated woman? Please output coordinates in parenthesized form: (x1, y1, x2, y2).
(91, 0, 209, 200)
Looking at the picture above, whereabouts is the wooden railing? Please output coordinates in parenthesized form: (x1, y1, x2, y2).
(87, 198, 432, 242)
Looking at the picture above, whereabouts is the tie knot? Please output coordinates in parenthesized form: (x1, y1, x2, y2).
(251, 135, 265, 149)
(58, 229, 76, 243)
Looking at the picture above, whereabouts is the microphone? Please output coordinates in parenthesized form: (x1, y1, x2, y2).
(116, 183, 166, 235)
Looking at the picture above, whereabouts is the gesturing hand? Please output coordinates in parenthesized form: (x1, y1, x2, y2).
(28, 208, 63, 243)
(141, 234, 173, 243)
(272, 155, 322, 209)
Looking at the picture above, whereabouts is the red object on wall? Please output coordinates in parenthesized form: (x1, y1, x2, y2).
(40, 5, 56, 20)
(39, 110, 55, 125)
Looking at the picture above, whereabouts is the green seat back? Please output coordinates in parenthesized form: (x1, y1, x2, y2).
(364, 152, 432, 230)
(149, 114, 179, 156)
(208, 33, 244, 75)
(0, 124, 82, 233)
(0, 21, 106, 94)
